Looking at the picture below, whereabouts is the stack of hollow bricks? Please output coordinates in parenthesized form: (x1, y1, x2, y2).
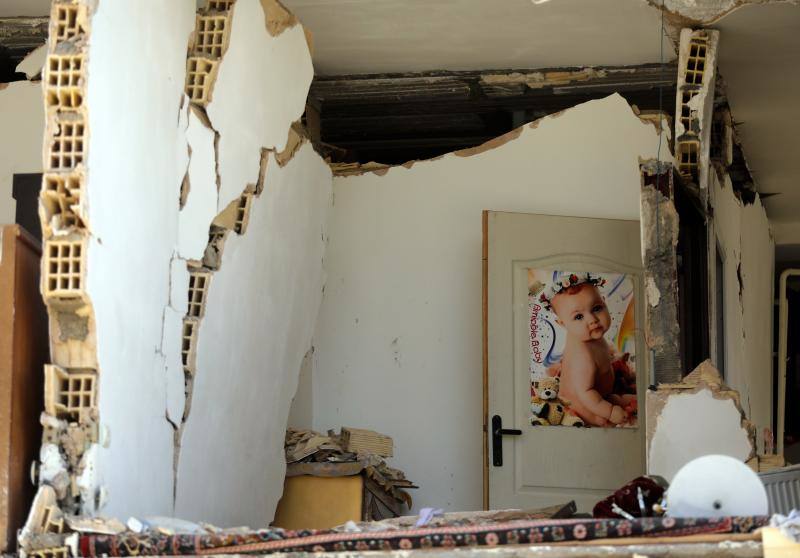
(29, 2, 94, 557)
(675, 30, 710, 184)
(182, 0, 248, 403)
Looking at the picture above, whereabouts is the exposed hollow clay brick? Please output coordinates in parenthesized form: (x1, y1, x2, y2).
(182, 318, 199, 372)
(685, 35, 709, 86)
(206, 0, 236, 11)
(679, 91, 694, 133)
(41, 173, 84, 231)
(45, 54, 85, 110)
(29, 548, 69, 558)
(677, 140, 700, 183)
(19, 485, 65, 552)
(46, 114, 86, 171)
(194, 14, 231, 58)
(185, 57, 220, 106)
(234, 192, 253, 234)
(39, 503, 65, 535)
(44, 364, 97, 422)
(187, 269, 212, 318)
(52, 3, 87, 43)
(42, 236, 87, 300)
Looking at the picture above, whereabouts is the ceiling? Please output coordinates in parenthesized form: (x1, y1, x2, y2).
(284, 0, 670, 74)
(2, 0, 798, 231)
(714, 3, 800, 225)
(285, 0, 800, 233)
(0, 1, 50, 17)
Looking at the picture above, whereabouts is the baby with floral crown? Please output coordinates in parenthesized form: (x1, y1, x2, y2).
(539, 272, 632, 426)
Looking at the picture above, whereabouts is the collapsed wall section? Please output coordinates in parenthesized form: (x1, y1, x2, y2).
(169, 0, 326, 527)
(176, 144, 331, 526)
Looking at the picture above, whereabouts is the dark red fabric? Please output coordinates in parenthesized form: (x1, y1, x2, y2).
(593, 476, 665, 519)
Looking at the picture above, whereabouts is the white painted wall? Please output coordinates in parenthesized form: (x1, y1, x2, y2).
(86, 0, 195, 519)
(711, 172, 774, 448)
(648, 388, 753, 481)
(176, 145, 331, 526)
(82, 0, 328, 526)
(0, 79, 44, 225)
(313, 94, 672, 512)
(208, 0, 313, 212)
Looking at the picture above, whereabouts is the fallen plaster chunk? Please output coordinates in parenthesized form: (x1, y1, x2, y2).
(178, 108, 219, 261)
(38, 444, 70, 500)
(16, 44, 48, 80)
(65, 515, 125, 535)
(207, 0, 314, 211)
(647, 360, 755, 482)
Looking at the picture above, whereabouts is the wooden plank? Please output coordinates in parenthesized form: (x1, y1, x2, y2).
(0, 226, 16, 552)
(482, 210, 489, 511)
(0, 225, 47, 552)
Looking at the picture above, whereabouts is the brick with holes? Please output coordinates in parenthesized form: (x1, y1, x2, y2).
(44, 364, 97, 422)
(45, 54, 85, 110)
(206, 0, 236, 11)
(185, 57, 220, 106)
(45, 113, 87, 171)
(182, 318, 200, 373)
(42, 236, 87, 300)
(51, 2, 88, 43)
(40, 172, 85, 233)
(187, 269, 213, 318)
(194, 14, 231, 58)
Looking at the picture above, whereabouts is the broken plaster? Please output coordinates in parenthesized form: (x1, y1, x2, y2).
(331, 99, 666, 178)
(646, 0, 799, 25)
(647, 360, 756, 481)
(640, 163, 682, 384)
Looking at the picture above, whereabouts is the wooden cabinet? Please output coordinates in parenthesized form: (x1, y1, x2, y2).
(0, 225, 48, 552)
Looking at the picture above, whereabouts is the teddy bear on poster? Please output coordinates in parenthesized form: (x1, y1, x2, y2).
(530, 376, 584, 427)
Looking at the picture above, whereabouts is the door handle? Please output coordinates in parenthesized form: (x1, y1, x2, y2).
(492, 414, 522, 467)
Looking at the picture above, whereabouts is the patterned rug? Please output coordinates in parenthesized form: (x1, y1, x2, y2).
(80, 515, 767, 555)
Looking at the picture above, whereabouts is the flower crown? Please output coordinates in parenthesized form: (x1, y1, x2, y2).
(537, 271, 607, 311)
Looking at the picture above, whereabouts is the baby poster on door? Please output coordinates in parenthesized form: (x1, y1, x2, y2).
(528, 269, 637, 428)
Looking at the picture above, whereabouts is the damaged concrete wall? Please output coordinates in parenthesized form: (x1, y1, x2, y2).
(0, 49, 45, 224)
(83, 0, 196, 518)
(176, 145, 330, 526)
(313, 94, 672, 512)
(710, 170, 774, 447)
(30, 0, 329, 531)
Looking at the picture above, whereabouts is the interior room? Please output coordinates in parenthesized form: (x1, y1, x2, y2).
(1, 0, 800, 556)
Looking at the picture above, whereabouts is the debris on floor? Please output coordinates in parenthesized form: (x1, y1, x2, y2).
(73, 515, 768, 556)
(280, 427, 417, 523)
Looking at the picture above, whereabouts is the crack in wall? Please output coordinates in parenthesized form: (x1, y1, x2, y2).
(168, 0, 312, 508)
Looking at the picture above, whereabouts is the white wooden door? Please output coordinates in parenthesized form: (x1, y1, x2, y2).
(486, 210, 646, 512)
